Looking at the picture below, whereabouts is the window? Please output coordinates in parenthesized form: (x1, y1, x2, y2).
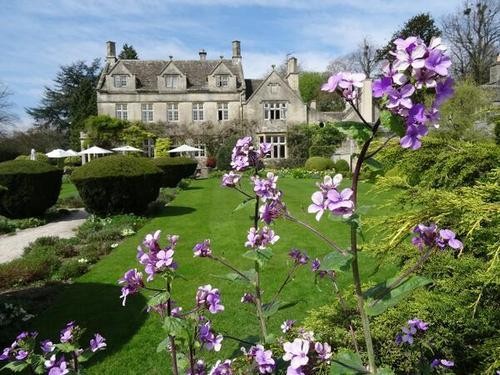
(165, 74, 179, 88)
(141, 104, 154, 123)
(143, 138, 154, 158)
(269, 83, 279, 94)
(113, 75, 128, 88)
(259, 134, 287, 159)
(193, 140, 206, 157)
(264, 102, 287, 120)
(192, 103, 204, 121)
(217, 103, 229, 121)
(216, 75, 229, 87)
(167, 103, 179, 122)
(115, 104, 128, 120)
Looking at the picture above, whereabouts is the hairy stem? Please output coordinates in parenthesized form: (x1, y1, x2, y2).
(166, 282, 179, 375)
(350, 117, 380, 373)
(348, 100, 373, 130)
(211, 255, 251, 282)
(234, 186, 255, 199)
(270, 264, 299, 306)
(254, 260, 268, 342)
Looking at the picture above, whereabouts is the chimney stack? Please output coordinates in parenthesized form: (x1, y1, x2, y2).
(232, 40, 241, 64)
(106, 41, 116, 64)
(199, 49, 207, 61)
(286, 57, 299, 92)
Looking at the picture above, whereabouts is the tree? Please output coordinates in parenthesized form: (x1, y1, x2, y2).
(0, 81, 17, 133)
(26, 59, 101, 147)
(299, 72, 345, 112)
(84, 115, 126, 148)
(376, 13, 441, 61)
(327, 38, 380, 78)
(442, 0, 499, 84)
(118, 44, 139, 60)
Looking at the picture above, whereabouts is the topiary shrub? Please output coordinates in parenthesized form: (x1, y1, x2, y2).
(15, 153, 50, 164)
(304, 156, 335, 171)
(71, 155, 162, 215)
(308, 145, 337, 158)
(153, 157, 198, 187)
(216, 135, 240, 171)
(0, 160, 63, 218)
(334, 159, 350, 172)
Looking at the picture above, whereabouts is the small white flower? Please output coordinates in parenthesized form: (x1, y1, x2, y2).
(111, 243, 119, 249)
(78, 258, 88, 264)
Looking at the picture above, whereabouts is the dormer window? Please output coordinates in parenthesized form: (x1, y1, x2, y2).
(216, 74, 229, 87)
(114, 75, 128, 88)
(269, 83, 279, 94)
(165, 74, 179, 89)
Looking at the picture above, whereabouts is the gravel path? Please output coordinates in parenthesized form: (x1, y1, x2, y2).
(0, 209, 89, 263)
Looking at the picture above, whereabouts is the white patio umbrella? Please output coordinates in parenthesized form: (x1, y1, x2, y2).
(112, 145, 143, 153)
(168, 144, 202, 153)
(46, 149, 69, 158)
(78, 146, 113, 155)
(64, 149, 79, 156)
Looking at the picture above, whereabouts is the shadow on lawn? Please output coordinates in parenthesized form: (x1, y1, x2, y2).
(164, 205, 196, 216)
(0, 282, 147, 367)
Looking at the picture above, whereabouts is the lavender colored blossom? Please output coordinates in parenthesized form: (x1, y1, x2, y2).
(321, 72, 344, 92)
(89, 333, 107, 352)
(196, 285, 224, 314)
(240, 292, 256, 304)
(59, 322, 76, 343)
(283, 338, 310, 369)
(311, 258, 321, 272)
(45, 355, 69, 375)
(118, 268, 144, 306)
(387, 84, 415, 110)
(431, 359, 454, 368)
(425, 49, 452, 76)
(259, 198, 285, 224)
(438, 229, 463, 250)
(0, 348, 10, 361)
(249, 345, 275, 374)
(393, 38, 427, 71)
(208, 359, 232, 375)
(372, 76, 393, 98)
(314, 342, 332, 361)
(309, 175, 354, 220)
(193, 239, 212, 257)
(221, 171, 241, 188)
(137, 231, 178, 281)
(15, 350, 28, 360)
(252, 172, 280, 201)
(413, 68, 437, 89)
(396, 318, 429, 345)
(198, 321, 223, 352)
(40, 339, 55, 353)
(308, 191, 327, 221)
(189, 360, 207, 375)
(230, 136, 254, 171)
(288, 249, 309, 265)
(326, 188, 354, 217)
(321, 72, 365, 100)
(400, 123, 428, 150)
(281, 320, 296, 333)
(258, 142, 272, 158)
(412, 223, 463, 251)
(435, 77, 455, 106)
(245, 226, 280, 250)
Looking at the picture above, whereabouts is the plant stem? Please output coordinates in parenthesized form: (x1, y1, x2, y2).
(348, 100, 373, 130)
(331, 278, 360, 355)
(72, 352, 79, 374)
(234, 186, 255, 199)
(350, 118, 380, 373)
(254, 260, 268, 342)
(211, 255, 251, 282)
(166, 282, 179, 375)
(270, 264, 298, 305)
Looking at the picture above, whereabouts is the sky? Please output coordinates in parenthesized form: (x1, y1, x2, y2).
(0, 0, 462, 130)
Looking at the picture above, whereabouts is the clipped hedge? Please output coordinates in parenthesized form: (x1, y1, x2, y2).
(153, 157, 198, 187)
(334, 159, 350, 172)
(304, 156, 335, 171)
(309, 145, 337, 158)
(216, 135, 240, 171)
(0, 160, 62, 218)
(71, 155, 162, 215)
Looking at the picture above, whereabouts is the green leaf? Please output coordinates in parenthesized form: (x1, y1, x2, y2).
(264, 334, 276, 344)
(55, 342, 77, 353)
(76, 349, 94, 363)
(335, 121, 372, 143)
(233, 198, 255, 212)
(330, 349, 367, 374)
(380, 110, 405, 137)
(148, 291, 170, 307)
(243, 248, 273, 266)
(262, 300, 298, 318)
(163, 316, 186, 337)
(321, 251, 353, 272)
(156, 338, 169, 353)
(377, 367, 396, 375)
(1, 361, 30, 372)
(365, 157, 384, 171)
(364, 276, 432, 316)
(213, 269, 256, 284)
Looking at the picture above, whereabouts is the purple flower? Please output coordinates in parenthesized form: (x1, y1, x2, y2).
(400, 122, 428, 150)
(59, 322, 76, 343)
(118, 269, 144, 306)
(259, 198, 286, 225)
(321, 72, 344, 92)
(208, 360, 232, 375)
(221, 171, 241, 187)
(425, 49, 452, 76)
(241, 293, 256, 304)
(45, 355, 69, 375)
(137, 231, 178, 281)
(89, 333, 107, 352)
(412, 223, 438, 250)
(198, 321, 223, 352)
(439, 229, 463, 250)
(338, 72, 366, 89)
(196, 285, 224, 314)
(435, 77, 454, 106)
(387, 84, 415, 110)
(396, 318, 429, 345)
(40, 340, 55, 353)
(326, 188, 355, 217)
(143, 230, 161, 252)
(193, 239, 212, 257)
(281, 320, 296, 333)
(250, 345, 275, 374)
(0, 348, 10, 361)
(15, 350, 28, 360)
(308, 191, 326, 221)
(393, 38, 427, 71)
(155, 249, 174, 269)
(231, 136, 254, 171)
(314, 342, 332, 361)
(289, 249, 309, 265)
(189, 360, 207, 375)
(245, 226, 280, 250)
(252, 172, 279, 201)
(283, 338, 309, 369)
(431, 359, 455, 368)
(413, 68, 437, 89)
(372, 77, 393, 98)
(318, 174, 342, 192)
(408, 103, 427, 124)
(311, 258, 321, 272)
(259, 143, 272, 158)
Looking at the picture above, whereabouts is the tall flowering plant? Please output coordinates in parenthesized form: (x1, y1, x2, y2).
(119, 36, 461, 374)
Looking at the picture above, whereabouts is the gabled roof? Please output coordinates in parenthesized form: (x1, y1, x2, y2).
(244, 79, 263, 99)
(98, 59, 244, 92)
(244, 70, 303, 103)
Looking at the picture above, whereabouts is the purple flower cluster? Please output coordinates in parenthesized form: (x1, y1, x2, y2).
(281, 319, 296, 333)
(221, 171, 241, 188)
(411, 223, 463, 251)
(0, 331, 37, 362)
(137, 230, 178, 282)
(282, 335, 332, 375)
(240, 292, 256, 304)
(244, 344, 275, 374)
(252, 172, 280, 201)
(374, 36, 454, 149)
(395, 318, 429, 345)
(310, 258, 335, 279)
(198, 320, 223, 352)
(308, 175, 354, 221)
(118, 268, 144, 306)
(196, 285, 225, 314)
(245, 226, 280, 250)
(229, 136, 270, 172)
(431, 358, 454, 369)
(193, 239, 212, 257)
(321, 72, 366, 100)
(189, 359, 207, 375)
(288, 249, 309, 265)
(44, 355, 69, 375)
(208, 359, 233, 375)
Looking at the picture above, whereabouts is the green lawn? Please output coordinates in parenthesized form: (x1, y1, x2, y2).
(59, 181, 79, 199)
(29, 177, 400, 374)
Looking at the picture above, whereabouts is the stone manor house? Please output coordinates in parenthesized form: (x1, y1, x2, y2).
(96, 40, 374, 160)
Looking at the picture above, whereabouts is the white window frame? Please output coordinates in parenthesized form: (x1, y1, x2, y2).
(193, 140, 206, 157)
(258, 134, 287, 159)
(216, 74, 229, 87)
(217, 103, 229, 121)
(264, 102, 287, 120)
(269, 83, 279, 94)
(167, 103, 179, 122)
(115, 103, 128, 120)
(114, 75, 128, 88)
(192, 103, 204, 121)
(141, 103, 154, 123)
(165, 74, 179, 89)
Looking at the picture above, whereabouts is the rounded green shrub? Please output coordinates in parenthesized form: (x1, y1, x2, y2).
(153, 157, 198, 187)
(71, 155, 162, 215)
(0, 160, 63, 218)
(57, 259, 89, 280)
(216, 135, 240, 171)
(334, 159, 350, 172)
(15, 153, 50, 164)
(304, 156, 335, 171)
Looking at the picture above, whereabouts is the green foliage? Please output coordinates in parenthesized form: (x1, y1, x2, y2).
(216, 135, 240, 171)
(305, 156, 335, 171)
(15, 152, 50, 164)
(287, 123, 345, 160)
(72, 155, 162, 215)
(154, 137, 172, 158)
(299, 72, 325, 104)
(334, 159, 350, 173)
(274, 167, 335, 179)
(57, 259, 89, 280)
(118, 43, 139, 59)
(495, 117, 500, 145)
(438, 79, 493, 140)
(121, 122, 155, 149)
(335, 121, 371, 143)
(84, 115, 127, 148)
(153, 157, 198, 187)
(287, 125, 315, 160)
(313, 123, 346, 148)
(0, 160, 62, 218)
(309, 145, 337, 157)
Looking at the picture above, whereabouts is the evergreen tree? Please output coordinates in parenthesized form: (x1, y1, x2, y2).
(118, 44, 139, 59)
